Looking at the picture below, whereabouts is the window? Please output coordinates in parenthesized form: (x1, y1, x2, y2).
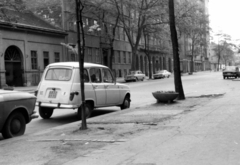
(92, 48, 96, 63)
(96, 48, 100, 63)
(118, 69, 122, 77)
(43, 51, 49, 68)
(112, 53, 115, 63)
(54, 52, 60, 62)
(103, 68, 113, 83)
(87, 47, 92, 62)
(124, 69, 127, 77)
(123, 52, 126, 63)
(45, 68, 72, 81)
(68, 22, 74, 31)
(31, 51, 37, 70)
(129, 52, 131, 64)
(90, 68, 102, 83)
(115, 26, 120, 39)
(73, 69, 89, 83)
(118, 51, 121, 63)
(71, 54, 76, 61)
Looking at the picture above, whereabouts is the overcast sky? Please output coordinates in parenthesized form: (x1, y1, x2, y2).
(209, 0, 240, 41)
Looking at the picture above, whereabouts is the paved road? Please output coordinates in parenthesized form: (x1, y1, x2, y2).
(1, 71, 228, 140)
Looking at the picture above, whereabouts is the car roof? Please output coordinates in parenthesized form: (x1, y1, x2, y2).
(47, 62, 108, 69)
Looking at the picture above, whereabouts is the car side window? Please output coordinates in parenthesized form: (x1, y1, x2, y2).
(83, 69, 89, 82)
(103, 68, 114, 83)
(90, 68, 102, 83)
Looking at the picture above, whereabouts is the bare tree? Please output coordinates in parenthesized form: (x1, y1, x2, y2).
(175, 0, 209, 73)
(113, 0, 165, 71)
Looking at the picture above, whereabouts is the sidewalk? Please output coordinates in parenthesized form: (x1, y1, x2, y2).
(1, 78, 235, 165)
(1, 71, 236, 165)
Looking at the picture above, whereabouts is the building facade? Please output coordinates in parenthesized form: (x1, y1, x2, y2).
(0, 11, 66, 87)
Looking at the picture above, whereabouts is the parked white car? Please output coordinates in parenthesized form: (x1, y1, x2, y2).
(125, 70, 145, 82)
(153, 70, 171, 79)
(35, 62, 131, 119)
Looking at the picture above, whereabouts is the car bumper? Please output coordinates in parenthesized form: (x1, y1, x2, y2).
(36, 102, 79, 109)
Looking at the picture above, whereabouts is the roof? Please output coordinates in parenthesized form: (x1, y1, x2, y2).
(0, 9, 66, 35)
(48, 62, 108, 69)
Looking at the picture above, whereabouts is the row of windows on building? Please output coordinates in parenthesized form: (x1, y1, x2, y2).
(68, 16, 166, 47)
(69, 47, 132, 64)
(31, 51, 60, 70)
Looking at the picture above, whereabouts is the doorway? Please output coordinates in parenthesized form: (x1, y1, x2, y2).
(5, 46, 23, 86)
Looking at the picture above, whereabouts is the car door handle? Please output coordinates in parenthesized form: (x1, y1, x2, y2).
(104, 85, 109, 89)
(93, 85, 98, 89)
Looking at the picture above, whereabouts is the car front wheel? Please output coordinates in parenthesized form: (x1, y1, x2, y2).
(78, 102, 93, 120)
(39, 107, 54, 119)
(2, 112, 26, 139)
(121, 96, 131, 110)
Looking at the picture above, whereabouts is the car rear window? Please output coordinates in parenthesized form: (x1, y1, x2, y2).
(45, 68, 72, 81)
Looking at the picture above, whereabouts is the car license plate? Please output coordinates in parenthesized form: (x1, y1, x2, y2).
(48, 91, 57, 98)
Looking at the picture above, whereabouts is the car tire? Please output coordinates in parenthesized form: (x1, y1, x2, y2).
(78, 102, 93, 120)
(141, 77, 144, 81)
(2, 112, 26, 139)
(121, 95, 131, 110)
(135, 77, 138, 82)
(39, 107, 54, 119)
(223, 76, 225, 79)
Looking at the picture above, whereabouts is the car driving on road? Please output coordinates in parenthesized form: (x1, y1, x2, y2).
(223, 66, 240, 79)
(0, 90, 37, 139)
(35, 62, 131, 120)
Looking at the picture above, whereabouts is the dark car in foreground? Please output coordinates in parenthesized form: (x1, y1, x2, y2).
(0, 90, 37, 139)
(223, 66, 240, 79)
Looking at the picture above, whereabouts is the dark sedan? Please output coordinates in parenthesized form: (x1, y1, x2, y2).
(0, 90, 37, 139)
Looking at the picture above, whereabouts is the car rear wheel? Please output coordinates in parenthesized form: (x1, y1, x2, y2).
(39, 107, 54, 119)
(121, 95, 131, 110)
(78, 102, 93, 120)
(135, 77, 138, 82)
(2, 112, 26, 139)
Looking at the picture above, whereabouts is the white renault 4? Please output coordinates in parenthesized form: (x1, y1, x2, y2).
(35, 62, 131, 119)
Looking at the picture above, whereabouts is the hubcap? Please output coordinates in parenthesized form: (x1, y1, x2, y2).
(11, 119, 21, 134)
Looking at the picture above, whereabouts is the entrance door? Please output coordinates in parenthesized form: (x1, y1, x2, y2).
(102, 49, 108, 66)
(5, 46, 23, 86)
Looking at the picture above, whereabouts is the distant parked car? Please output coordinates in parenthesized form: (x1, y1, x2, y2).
(125, 70, 145, 82)
(153, 70, 171, 79)
(0, 90, 37, 139)
(223, 66, 240, 79)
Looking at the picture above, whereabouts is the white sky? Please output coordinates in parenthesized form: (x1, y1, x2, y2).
(209, 0, 240, 42)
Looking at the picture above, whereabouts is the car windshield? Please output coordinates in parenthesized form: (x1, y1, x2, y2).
(157, 70, 164, 73)
(129, 71, 137, 75)
(225, 66, 237, 71)
(45, 68, 72, 81)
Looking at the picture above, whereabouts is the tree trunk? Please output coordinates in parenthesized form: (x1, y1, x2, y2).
(148, 56, 152, 79)
(191, 44, 194, 73)
(109, 46, 114, 70)
(76, 0, 87, 130)
(168, 0, 185, 100)
(131, 47, 137, 71)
